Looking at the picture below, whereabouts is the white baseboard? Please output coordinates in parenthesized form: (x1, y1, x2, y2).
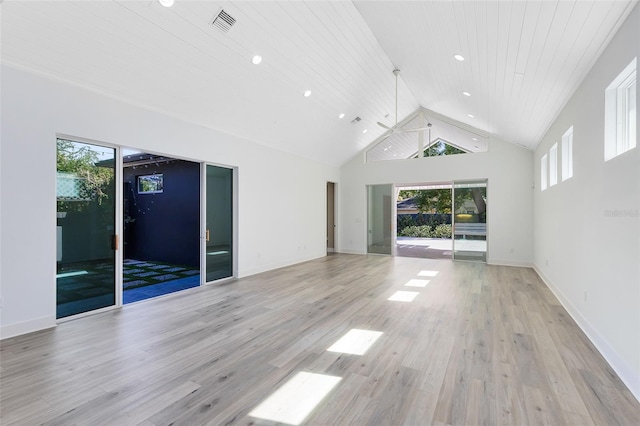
(533, 265, 640, 403)
(336, 249, 367, 255)
(487, 258, 533, 268)
(0, 316, 56, 340)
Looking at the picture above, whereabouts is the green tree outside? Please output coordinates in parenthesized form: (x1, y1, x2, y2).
(423, 140, 466, 157)
(56, 139, 115, 212)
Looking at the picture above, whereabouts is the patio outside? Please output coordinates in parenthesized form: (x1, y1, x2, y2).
(396, 184, 487, 260)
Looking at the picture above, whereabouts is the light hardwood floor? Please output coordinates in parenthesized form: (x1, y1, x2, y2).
(1, 254, 638, 425)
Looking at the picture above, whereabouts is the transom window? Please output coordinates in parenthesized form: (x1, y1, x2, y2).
(561, 126, 573, 181)
(366, 109, 488, 162)
(549, 143, 558, 187)
(540, 154, 548, 191)
(605, 57, 636, 161)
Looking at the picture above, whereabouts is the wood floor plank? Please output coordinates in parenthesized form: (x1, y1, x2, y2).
(526, 309, 592, 418)
(522, 384, 567, 425)
(493, 361, 529, 426)
(1, 254, 638, 425)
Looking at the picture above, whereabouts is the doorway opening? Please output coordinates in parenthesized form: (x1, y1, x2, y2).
(327, 182, 336, 253)
(366, 180, 488, 262)
(122, 150, 200, 303)
(203, 164, 234, 282)
(396, 184, 453, 259)
(56, 138, 117, 318)
(367, 185, 394, 255)
(56, 141, 236, 318)
(452, 180, 487, 262)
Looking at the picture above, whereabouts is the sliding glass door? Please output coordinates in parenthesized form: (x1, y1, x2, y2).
(452, 180, 487, 262)
(204, 164, 233, 282)
(367, 184, 394, 255)
(56, 139, 117, 318)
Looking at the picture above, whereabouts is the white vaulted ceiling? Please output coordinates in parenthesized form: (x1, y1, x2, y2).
(0, 0, 417, 166)
(355, 0, 638, 150)
(1, 1, 637, 166)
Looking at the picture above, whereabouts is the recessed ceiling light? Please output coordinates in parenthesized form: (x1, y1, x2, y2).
(158, 0, 174, 7)
(304, 90, 312, 97)
(362, 129, 368, 134)
(472, 137, 478, 141)
(468, 114, 475, 118)
(462, 91, 471, 96)
(338, 113, 345, 119)
(251, 55, 262, 65)
(454, 54, 465, 61)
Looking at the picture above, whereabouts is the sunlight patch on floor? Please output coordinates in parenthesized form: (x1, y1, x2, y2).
(405, 279, 430, 287)
(417, 270, 439, 277)
(387, 291, 419, 302)
(327, 329, 383, 355)
(248, 372, 341, 425)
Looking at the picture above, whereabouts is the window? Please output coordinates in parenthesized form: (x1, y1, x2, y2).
(365, 109, 488, 162)
(421, 139, 467, 157)
(138, 174, 163, 194)
(540, 154, 548, 191)
(605, 57, 636, 161)
(562, 126, 573, 181)
(549, 144, 558, 187)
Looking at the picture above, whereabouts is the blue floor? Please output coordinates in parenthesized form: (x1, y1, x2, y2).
(123, 275, 201, 304)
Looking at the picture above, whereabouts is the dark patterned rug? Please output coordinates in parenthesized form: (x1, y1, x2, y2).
(123, 259, 199, 290)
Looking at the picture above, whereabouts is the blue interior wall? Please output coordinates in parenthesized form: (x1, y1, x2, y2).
(123, 159, 200, 267)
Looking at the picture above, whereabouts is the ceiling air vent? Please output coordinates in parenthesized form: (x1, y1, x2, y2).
(350, 117, 361, 124)
(211, 9, 236, 33)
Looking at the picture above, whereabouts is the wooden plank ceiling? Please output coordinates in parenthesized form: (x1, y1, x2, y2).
(1, 0, 636, 166)
(355, 0, 638, 150)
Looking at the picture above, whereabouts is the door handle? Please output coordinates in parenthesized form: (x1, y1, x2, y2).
(112, 234, 119, 250)
(206, 229, 210, 242)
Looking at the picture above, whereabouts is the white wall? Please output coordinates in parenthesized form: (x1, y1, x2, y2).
(533, 5, 639, 400)
(339, 136, 534, 266)
(0, 65, 338, 338)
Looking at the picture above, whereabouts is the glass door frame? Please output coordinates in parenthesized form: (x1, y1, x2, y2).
(366, 184, 396, 256)
(394, 182, 454, 260)
(56, 134, 124, 322)
(200, 162, 238, 284)
(451, 179, 488, 262)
